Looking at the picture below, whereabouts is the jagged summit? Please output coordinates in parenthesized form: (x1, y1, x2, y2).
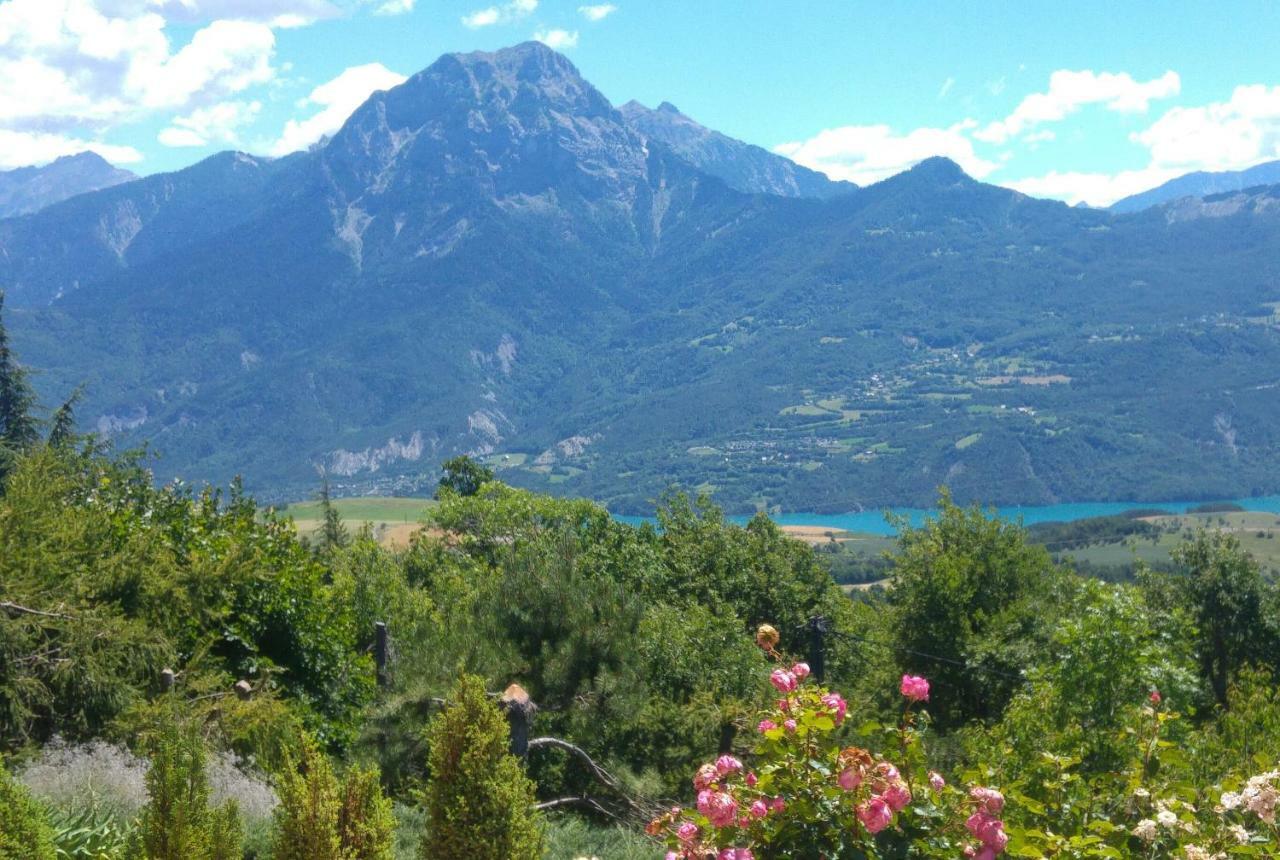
(0, 150, 136, 218)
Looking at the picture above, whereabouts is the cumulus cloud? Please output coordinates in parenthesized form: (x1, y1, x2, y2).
(0, 129, 142, 168)
(578, 3, 617, 21)
(158, 99, 261, 147)
(774, 120, 998, 186)
(977, 69, 1180, 144)
(461, 0, 536, 28)
(533, 28, 579, 50)
(269, 62, 405, 156)
(1005, 167, 1183, 207)
(139, 0, 341, 28)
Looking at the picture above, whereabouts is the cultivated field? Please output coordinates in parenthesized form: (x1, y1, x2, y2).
(278, 496, 436, 548)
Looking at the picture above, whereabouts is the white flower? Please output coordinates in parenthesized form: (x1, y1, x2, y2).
(1228, 823, 1250, 844)
(1132, 819, 1158, 842)
(1156, 809, 1178, 828)
(1220, 791, 1241, 810)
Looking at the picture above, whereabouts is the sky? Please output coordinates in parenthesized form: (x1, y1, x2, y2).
(2, 0, 1279, 206)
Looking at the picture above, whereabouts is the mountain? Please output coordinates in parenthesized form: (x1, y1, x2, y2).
(1110, 159, 1280, 213)
(7, 42, 1280, 514)
(619, 100, 853, 198)
(0, 152, 136, 218)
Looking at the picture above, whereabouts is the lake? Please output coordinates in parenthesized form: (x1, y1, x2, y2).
(618, 495, 1280, 536)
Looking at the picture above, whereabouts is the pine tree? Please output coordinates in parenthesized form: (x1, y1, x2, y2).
(420, 675, 543, 860)
(46, 386, 83, 448)
(318, 477, 349, 553)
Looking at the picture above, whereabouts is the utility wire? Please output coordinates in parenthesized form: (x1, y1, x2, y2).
(825, 628, 1027, 682)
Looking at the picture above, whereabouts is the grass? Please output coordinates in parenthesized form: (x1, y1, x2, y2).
(1053, 511, 1280, 575)
(955, 432, 982, 450)
(279, 496, 437, 548)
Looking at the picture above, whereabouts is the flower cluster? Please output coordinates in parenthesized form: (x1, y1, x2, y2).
(1221, 769, 1279, 825)
(962, 787, 1008, 859)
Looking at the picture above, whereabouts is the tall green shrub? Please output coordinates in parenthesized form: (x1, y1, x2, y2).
(272, 734, 394, 860)
(127, 718, 241, 860)
(0, 764, 55, 860)
(420, 675, 542, 860)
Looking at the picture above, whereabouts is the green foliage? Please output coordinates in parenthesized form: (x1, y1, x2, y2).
(0, 763, 56, 860)
(317, 478, 350, 554)
(885, 490, 1068, 727)
(47, 805, 132, 860)
(272, 734, 394, 860)
(1172, 529, 1273, 703)
(127, 717, 240, 860)
(436, 456, 495, 499)
(421, 675, 542, 860)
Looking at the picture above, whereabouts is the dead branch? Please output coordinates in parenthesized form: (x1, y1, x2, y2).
(1, 601, 71, 620)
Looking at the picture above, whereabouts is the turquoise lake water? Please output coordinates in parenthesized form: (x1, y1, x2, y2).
(616, 495, 1280, 536)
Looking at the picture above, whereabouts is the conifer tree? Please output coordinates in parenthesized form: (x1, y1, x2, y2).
(0, 291, 38, 483)
(318, 477, 349, 553)
(0, 763, 56, 860)
(420, 675, 543, 860)
(46, 386, 82, 449)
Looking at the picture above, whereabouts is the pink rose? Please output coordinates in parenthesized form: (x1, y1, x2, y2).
(757, 720, 776, 733)
(965, 811, 1006, 849)
(975, 849, 997, 860)
(750, 799, 768, 819)
(665, 853, 679, 860)
(875, 762, 900, 783)
(718, 850, 753, 860)
(884, 783, 912, 812)
(900, 674, 930, 702)
(770, 669, 798, 693)
(820, 692, 847, 725)
(693, 763, 719, 790)
(697, 790, 738, 828)
(715, 755, 743, 776)
(969, 787, 1005, 815)
(777, 698, 791, 713)
(771, 796, 786, 812)
(783, 719, 797, 733)
(677, 822, 699, 843)
(1149, 689, 1162, 705)
(838, 767, 862, 791)
(792, 662, 811, 679)
(929, 771, 946, 791)
(857, 796, 894, 834)
(745, 772, 757, 787)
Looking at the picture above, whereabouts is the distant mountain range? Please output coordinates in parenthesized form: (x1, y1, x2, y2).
(6, 42, 1280, 513)
(0, 152, 135, 219)
(1110, 160, 1280, 213)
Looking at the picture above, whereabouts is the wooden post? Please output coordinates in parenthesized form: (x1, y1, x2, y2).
(234, 680, 252, 701)
(501, 683, 535, 759)
(160, 668, 175, 693)
(718, 721, 737, 754)
(807, 616, 829, 684)
(374, 621, 389, 687)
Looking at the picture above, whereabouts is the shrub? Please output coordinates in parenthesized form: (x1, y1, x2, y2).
(0, 763, 56, 860)
(127, 718, 241, 860)
(17, 738, 149, 824)
(420, 675, 542, 860)
(271, 734, 394, 860)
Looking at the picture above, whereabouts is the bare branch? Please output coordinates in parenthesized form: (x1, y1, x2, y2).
(1, 601, 71, 620)
(532, 796, 616, 818)
(526, 736, 648, 816)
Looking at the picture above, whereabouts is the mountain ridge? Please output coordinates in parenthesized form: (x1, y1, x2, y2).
(1111, 159, 1280, 213)
(0, 152, 136, 219)
(7, 43, 1280, 514)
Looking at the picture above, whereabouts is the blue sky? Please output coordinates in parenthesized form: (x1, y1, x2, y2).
(3, 0, 1279, 205)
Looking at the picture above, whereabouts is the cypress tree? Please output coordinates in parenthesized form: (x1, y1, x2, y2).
(0, 292, 38, 481)
(318, 477, 349, 552)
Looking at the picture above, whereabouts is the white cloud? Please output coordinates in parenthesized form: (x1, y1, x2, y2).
(372, 0, 415, 14)
(578, 3, 616, 21)
(140, 0, 341, 28)
(937, 77, 954, 100)
(533, 28, 578, 50)
(158, 99, 261, 147)
(1133, 84, 1280, 172)
(0, 128, 142, 168)
(774, 120, 998, 186)
(1006, 167, 1182, 207)
(977, 69, 1180, 144)
(461, 0, 535, 28)
(1007, 83, 1280, 206)
(269, 62, 405, 156)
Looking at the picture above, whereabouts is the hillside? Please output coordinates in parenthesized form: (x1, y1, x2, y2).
(0, 152, 136, 218)
(6, 43, 1280, 512)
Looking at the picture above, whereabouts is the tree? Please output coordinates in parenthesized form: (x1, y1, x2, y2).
(0, 763, 55, 860)
(886, 490, 1067, 727)
(1174, 530, 1271, 704)
(421, 675, 542, 860)
(317, 477, 349, 553)
(436, 456, 495, 498)
(46, 386, 83, 449)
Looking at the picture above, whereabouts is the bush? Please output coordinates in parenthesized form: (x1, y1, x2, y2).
(271, 734, 394, 860)
(127, 717, 241, 860)
(420, 675, 542, 860)
(0, 763, 56, 860)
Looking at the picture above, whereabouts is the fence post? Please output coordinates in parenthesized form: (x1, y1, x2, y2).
(374, 621, 389, 687)
(501, 683, 535, 759)
(160, 668, 175, 693)
(807, 615, 829, 684)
